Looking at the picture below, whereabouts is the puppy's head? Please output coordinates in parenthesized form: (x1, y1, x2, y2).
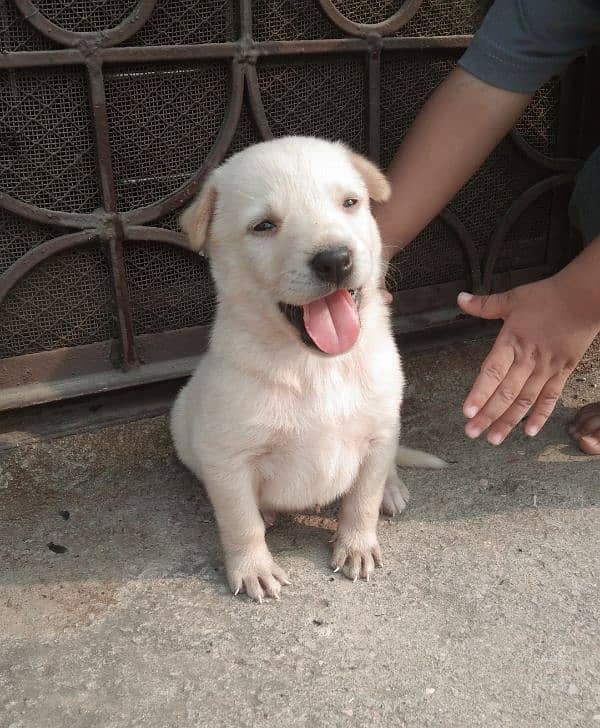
(181, 136, 390, 356)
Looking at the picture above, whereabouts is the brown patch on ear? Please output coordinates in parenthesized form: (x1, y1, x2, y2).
(348, 151, 391, 203)
(180, 181, 217, 251)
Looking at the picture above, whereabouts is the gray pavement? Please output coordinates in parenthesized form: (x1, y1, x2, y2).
(1, 337, 599, 728)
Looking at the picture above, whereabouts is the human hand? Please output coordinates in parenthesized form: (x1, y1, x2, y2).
(457, 277, 600, 445)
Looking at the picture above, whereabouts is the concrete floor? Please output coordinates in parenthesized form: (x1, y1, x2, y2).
(1, 337, 599, 728)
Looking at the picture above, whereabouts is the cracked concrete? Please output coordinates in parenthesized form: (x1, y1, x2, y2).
(1, 337, 599, 728)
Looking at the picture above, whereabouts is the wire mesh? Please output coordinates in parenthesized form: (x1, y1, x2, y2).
(0, 0, 580, 392)
(0, 65, 101, 212)
(0, 244, 116, 357)
(127, 1, 237, 46)
(253, 0, 342, 41)
(256, 55, 368, 153)
(386, 216, 468, 292)
(104, 61, 230, 211)
(123, 241, 216, 336)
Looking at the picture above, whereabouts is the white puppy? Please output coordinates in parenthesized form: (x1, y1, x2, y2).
(171, 137, 443, 602)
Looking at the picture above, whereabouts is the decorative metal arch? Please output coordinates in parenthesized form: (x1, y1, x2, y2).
(0, 0, 586, 407)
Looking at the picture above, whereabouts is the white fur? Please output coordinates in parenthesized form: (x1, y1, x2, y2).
(171, 137, 438, 602)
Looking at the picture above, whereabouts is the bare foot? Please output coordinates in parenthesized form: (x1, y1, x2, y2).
(568, 401, 600, 455)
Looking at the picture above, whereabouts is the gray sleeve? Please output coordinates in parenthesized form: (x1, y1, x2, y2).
(458, 0, 600, 93)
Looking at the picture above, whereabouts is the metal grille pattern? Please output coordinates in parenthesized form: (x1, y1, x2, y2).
(105, 61, 230, 210)
(0, 0, 583, 407)
(0, 66, 100, 212)
(32, 1, 134, 32)
(256, 56, 367, 152)
(0, 245, 116, 357)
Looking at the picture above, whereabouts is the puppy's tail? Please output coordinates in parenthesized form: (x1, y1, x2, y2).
(396, 445, 447, 469)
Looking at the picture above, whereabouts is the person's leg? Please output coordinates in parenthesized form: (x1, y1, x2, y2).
(567, 147, 600, 454)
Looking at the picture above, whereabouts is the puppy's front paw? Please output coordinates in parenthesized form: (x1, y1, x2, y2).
(381, 475, 410, 517)
(226, 548, 290, 603)
(331, 529, 382, 582)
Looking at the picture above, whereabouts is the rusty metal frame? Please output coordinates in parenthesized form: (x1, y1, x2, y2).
(0, 0, 586, 410)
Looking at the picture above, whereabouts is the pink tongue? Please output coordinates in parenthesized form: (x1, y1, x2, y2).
(303, 290, 360, 355)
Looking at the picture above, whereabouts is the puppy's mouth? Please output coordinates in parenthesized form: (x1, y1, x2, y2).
(278, 289, 361, 356)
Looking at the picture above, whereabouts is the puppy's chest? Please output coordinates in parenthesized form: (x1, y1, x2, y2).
(254, 413, 377, 510)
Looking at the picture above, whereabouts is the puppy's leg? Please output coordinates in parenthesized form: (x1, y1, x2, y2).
(204, 466, 290, 602)
(331, 439, 395, 582)
(381, 466, 410, 517)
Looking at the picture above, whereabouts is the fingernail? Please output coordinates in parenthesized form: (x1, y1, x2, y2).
(465, 423, 481, 439)
(488, 432, 502, 446)
(464, 405, 478, 418)
(457, 292, 473, 305)
(525, 425, 539, 437)
(581, 435, 599, 446)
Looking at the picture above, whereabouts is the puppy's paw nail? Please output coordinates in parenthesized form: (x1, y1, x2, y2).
(333, 566, 340, 573)
(233, 588, 240, 596)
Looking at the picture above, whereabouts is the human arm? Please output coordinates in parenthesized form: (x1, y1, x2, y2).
(376, 0, 600, 258)
(375, 67, 531, 258)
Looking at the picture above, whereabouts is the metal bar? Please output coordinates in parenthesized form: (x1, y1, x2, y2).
(87, 59, 118, 210)
(239, 0, 252, 43)
(101, 42, 239, 63)
(245, 65, 274, 141)
(318, 0, 423, 38)
(86, 57, 138, 369)
(509, 128, 580, 173)
(123, 225, 187, 247)
(380, 35, 472, 50)
(0, 324, 211, 410)
(14, 0, 157, 49)
(108, 218, 138, 368)
(0, 354, 201, 412)
(0, 49, 84, 68)
(0, 37, 474, 70)
(367, 35, 382, 162)
(0, 230, 97, 306)
(0, 193, 98, 228)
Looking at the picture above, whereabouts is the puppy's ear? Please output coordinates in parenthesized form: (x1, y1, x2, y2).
(180, 178, 217, 252)
(347, 151, 391, 203)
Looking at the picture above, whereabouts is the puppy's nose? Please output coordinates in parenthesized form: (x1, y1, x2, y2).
(310, 246, 353, 285)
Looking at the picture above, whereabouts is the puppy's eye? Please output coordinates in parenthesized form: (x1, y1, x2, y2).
(343, 198, 358, 208)
(253, 220, 276, 232)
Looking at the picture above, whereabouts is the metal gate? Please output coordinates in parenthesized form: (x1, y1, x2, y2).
(0, 1, 586, 410)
